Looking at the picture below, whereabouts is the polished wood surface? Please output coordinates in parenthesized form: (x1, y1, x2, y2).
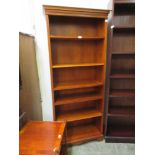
(44, 5, 109, 144)
(50, 35, 104, 40)
(52, 63, 104, 68)
(57, 109, 102, 122)
(105, 0, 135, 143)
(19, 121, 66, 155)
(67, 118, 103, 144)
(44, 5, 109, 18)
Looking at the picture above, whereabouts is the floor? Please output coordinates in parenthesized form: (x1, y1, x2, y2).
(68, 140, 135, 155)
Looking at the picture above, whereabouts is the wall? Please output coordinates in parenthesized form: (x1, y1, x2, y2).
(19, 0, 35, 35)
(20, 0, 110, 121)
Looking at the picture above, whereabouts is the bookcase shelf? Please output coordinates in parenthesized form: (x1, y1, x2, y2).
(67, 118, 103, 144)
(50, 35, 104, 40)
(109, 89, 135, 98)
(53, 80, 103, 91)
(110, 73, 135, 78)
(105, 116, 135, 143)
(55, 93, 102, 106)
(107, 125, 134, 137)
(105, 0, 135, 143)
(113, 26, 135, 30)
(115, 0, 135, 4)
(112, 52, 135, 55)
(56, 109, 102, 122)
(67, 123, 102, 144)
(44, 5, 109, 144)
(52, 63, 104, 68)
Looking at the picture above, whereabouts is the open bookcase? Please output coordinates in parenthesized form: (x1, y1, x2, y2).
(105, 0, 135, 143)
(44, 6, 109, 144)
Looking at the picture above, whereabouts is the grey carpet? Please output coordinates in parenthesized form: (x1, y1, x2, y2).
(68, 140, 135, 155)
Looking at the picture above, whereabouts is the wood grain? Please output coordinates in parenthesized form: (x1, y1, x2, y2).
(44, 5, 109, 144)
(19, 121, 66, 155)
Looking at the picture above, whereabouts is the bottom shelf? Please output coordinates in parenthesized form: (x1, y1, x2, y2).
(106, 125, 135, 143)
(105, 136, 135, 143)
(67, 124, 103, 144)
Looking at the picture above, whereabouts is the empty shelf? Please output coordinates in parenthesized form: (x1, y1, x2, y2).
(56, 109, 102, 122)
(53, 81, 103, 91)
(53, 63, 104, 68)
(67, 124, 102, 144)
(55, 94, 102, 106)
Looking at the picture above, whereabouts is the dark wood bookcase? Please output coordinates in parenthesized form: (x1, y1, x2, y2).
(105, 0, 135, 143)
(44, 6, 109, 145)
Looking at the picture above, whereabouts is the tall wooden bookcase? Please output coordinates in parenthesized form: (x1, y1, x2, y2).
(105, 0, 135, 143)
(44, 6, 109, 144)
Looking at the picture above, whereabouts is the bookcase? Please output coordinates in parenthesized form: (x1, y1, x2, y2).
(44, 6, 109, 144)
(105, 0, 135, 143)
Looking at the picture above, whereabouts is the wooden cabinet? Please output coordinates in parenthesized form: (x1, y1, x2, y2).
(105, 0, 135, 143)
(44, 5, 109, 144)
(19, 121, 67, 155)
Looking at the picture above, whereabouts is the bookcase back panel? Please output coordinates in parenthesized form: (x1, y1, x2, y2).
(52, 40, 104, 64)
(107, 118, 135, 137)
(113, 15, 135, 27)
(108, 116, 134, 124)
(110, 79, 135, 90)
(68, 117, 101, 130)
(112, 29, 135, 52)
(113, 3, 135, 27)
(109, 98, 135, 106)
(114, 3, 135, 15)
(111, 55, 135, 74)
(55, 101, 100, 113)
(109, 104, 135, 114)
(68, 118, 95, 127)
(53, 67, 103, 85)
(67, 117, 102, 141)
(55, 86, 102, 101)
(49, 16, 104, 37)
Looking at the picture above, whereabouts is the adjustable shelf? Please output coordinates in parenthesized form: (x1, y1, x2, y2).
(110, 73, 135, 78)
(44, 5, 109, 144)
(50, 35, 104, 40)
(112, 51, 135, 55)
(105, 0, 135, 143)
(113, 26, 135, 30)
(55, 93, 102, 106)
(53, 81, 103, 91)
(52, 63, 104, 68)
(109, 89, 135, 97)
(56, 109, 102, 122)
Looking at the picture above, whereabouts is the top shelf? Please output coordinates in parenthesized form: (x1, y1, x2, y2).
(50, 35, 104, 40)
(114, 0, 135, 4)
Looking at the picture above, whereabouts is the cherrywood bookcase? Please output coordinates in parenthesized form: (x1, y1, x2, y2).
(105, 0, 135, 143)
(44, 5, 109, 144)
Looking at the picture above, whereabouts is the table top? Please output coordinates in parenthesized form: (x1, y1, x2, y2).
(19, 121, 66, 155)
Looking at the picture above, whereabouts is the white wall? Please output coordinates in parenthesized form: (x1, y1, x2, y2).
(19, 0, 35, 35)
(20, 0, 110, 121)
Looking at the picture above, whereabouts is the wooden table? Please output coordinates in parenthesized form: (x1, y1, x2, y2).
(19, 121, 67, 155)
